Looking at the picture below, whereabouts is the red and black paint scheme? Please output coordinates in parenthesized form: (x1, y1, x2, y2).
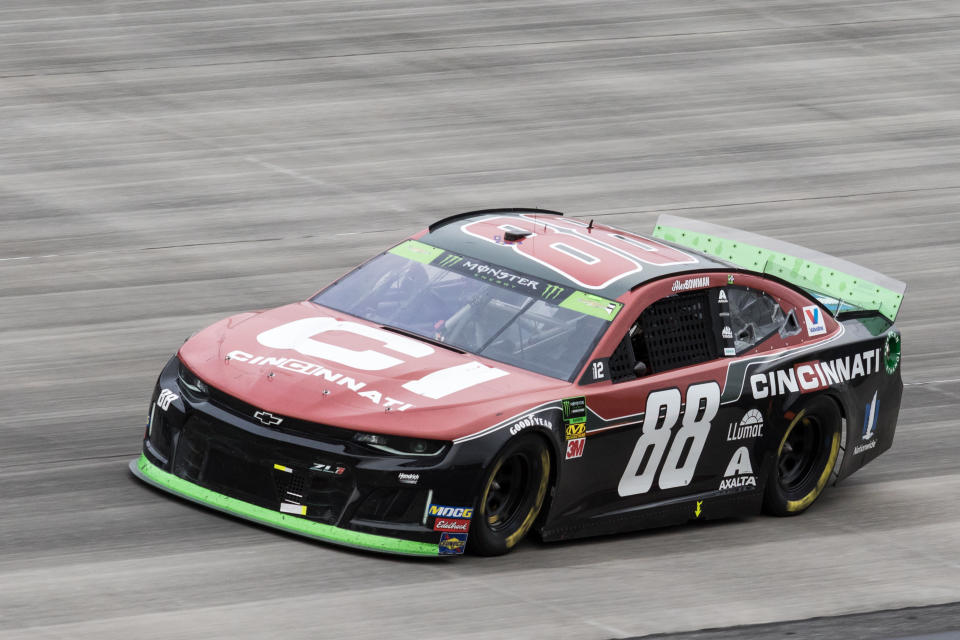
(131, 209, 905, 556)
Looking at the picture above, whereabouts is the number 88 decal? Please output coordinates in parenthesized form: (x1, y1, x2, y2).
(617, 381, 720, 496)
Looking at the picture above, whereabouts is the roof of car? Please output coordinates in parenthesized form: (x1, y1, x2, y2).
(419, 209, 733, 300)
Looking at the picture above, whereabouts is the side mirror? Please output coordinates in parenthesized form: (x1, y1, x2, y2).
(633, 361, 648, 378)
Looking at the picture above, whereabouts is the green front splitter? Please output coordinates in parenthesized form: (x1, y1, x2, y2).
(130, 454, 439, 557)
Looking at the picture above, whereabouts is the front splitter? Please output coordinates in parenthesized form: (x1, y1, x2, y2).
(129, 453, 440, 557)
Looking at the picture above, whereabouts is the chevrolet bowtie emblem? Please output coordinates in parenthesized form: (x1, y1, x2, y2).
(254, 410, 283, 426)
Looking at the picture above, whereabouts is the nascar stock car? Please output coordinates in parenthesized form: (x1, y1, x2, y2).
(131, 209, 905, 557)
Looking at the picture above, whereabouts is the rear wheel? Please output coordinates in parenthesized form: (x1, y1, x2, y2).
(469, 435, 551, 556)
(763, 396, 841, 516)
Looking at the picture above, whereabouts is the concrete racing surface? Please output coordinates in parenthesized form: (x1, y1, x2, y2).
(1, 1, 958, 638)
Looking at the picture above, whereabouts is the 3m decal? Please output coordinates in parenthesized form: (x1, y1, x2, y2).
(460, 215, 695, 290)
(618, 382, 720, 496)
(428, 504, 474, 519)
(156, 389, 179, 411)
(565, 438, 585, 459)
(749, 348, 882, 399)
(803, 305, 827, 336)
(433, 518, 471, 533)
(719, 446, 757, 491)
(439, 532, 468, 555)
(854, 391, 879, 455)
(727, 409, 764, 441)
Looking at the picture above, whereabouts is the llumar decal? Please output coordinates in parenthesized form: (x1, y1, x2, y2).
(429, 250, 622, 321)
(461, 214, 696, 290)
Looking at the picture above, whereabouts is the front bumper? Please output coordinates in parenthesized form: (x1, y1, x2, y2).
(131, 357, 482, 557)
(130, 454, 439, 556)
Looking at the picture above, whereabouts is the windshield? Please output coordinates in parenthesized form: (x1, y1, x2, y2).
(312, 243, 617, 380)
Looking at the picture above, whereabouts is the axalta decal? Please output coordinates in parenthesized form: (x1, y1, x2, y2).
(749, 348, 882, 399)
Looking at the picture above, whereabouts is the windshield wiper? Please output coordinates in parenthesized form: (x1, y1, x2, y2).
(380, 325, 466, 354)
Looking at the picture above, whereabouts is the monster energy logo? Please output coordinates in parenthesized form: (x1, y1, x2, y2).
(542, 284, 565, 300)
(436, 254, 463, 268)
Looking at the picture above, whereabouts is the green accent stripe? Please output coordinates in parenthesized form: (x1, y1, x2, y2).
(388, 240, 445, 264)
(559, 290, 622, 321)
(653, 223, 904, 321)
(132, 454, 439, 557)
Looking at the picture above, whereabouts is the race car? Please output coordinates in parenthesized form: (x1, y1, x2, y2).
(130, 209, 905, 556)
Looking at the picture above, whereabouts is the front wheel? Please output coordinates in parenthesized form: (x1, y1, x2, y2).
(469, 434, 551, 556)
(763, 396, 841, 516)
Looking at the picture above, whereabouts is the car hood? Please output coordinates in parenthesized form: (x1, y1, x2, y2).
(178, 302, 568, 440)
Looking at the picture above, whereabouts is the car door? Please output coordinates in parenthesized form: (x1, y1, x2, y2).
(550, 275, 795, 528)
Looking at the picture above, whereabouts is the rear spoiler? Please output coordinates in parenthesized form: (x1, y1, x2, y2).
(652, 214, 906, 322)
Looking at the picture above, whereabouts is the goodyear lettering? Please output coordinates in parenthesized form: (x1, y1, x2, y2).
(509, 415, 552, 435)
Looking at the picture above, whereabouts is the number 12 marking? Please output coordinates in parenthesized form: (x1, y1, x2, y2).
(617, 381, 720, 496)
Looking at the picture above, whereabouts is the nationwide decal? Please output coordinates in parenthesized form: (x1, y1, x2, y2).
(397, 472, 420, 485)
(428, 504, 474, 519)
(803, 305, 827, 336)
(225, 350, 415, 411)
(509, 414, 552, 436)
(854, 391, 879, 455)
(727, 409, 764, 441)
(439, 532, 467, 555)
(719, 446, 757, 491)
(433, 518, 471, 533)
(749, 348, 882, 399)
(310, 462, 346, 475)
(672, 276, 710, 292)
(565, 438, 585, 459)
(157, 388, 179, 411)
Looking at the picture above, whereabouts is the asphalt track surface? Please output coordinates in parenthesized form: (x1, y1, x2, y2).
(1, 1, 959, 638)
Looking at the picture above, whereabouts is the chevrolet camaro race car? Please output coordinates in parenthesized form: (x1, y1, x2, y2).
(131, 209, 905, 557)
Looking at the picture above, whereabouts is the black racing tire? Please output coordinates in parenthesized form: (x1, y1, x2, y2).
(763, 396, 842, 517)
(468, 434, 551, 556)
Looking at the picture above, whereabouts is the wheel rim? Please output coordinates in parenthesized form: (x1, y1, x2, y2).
(484, 453, 532, 531)
(779, 415, 822, 491)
